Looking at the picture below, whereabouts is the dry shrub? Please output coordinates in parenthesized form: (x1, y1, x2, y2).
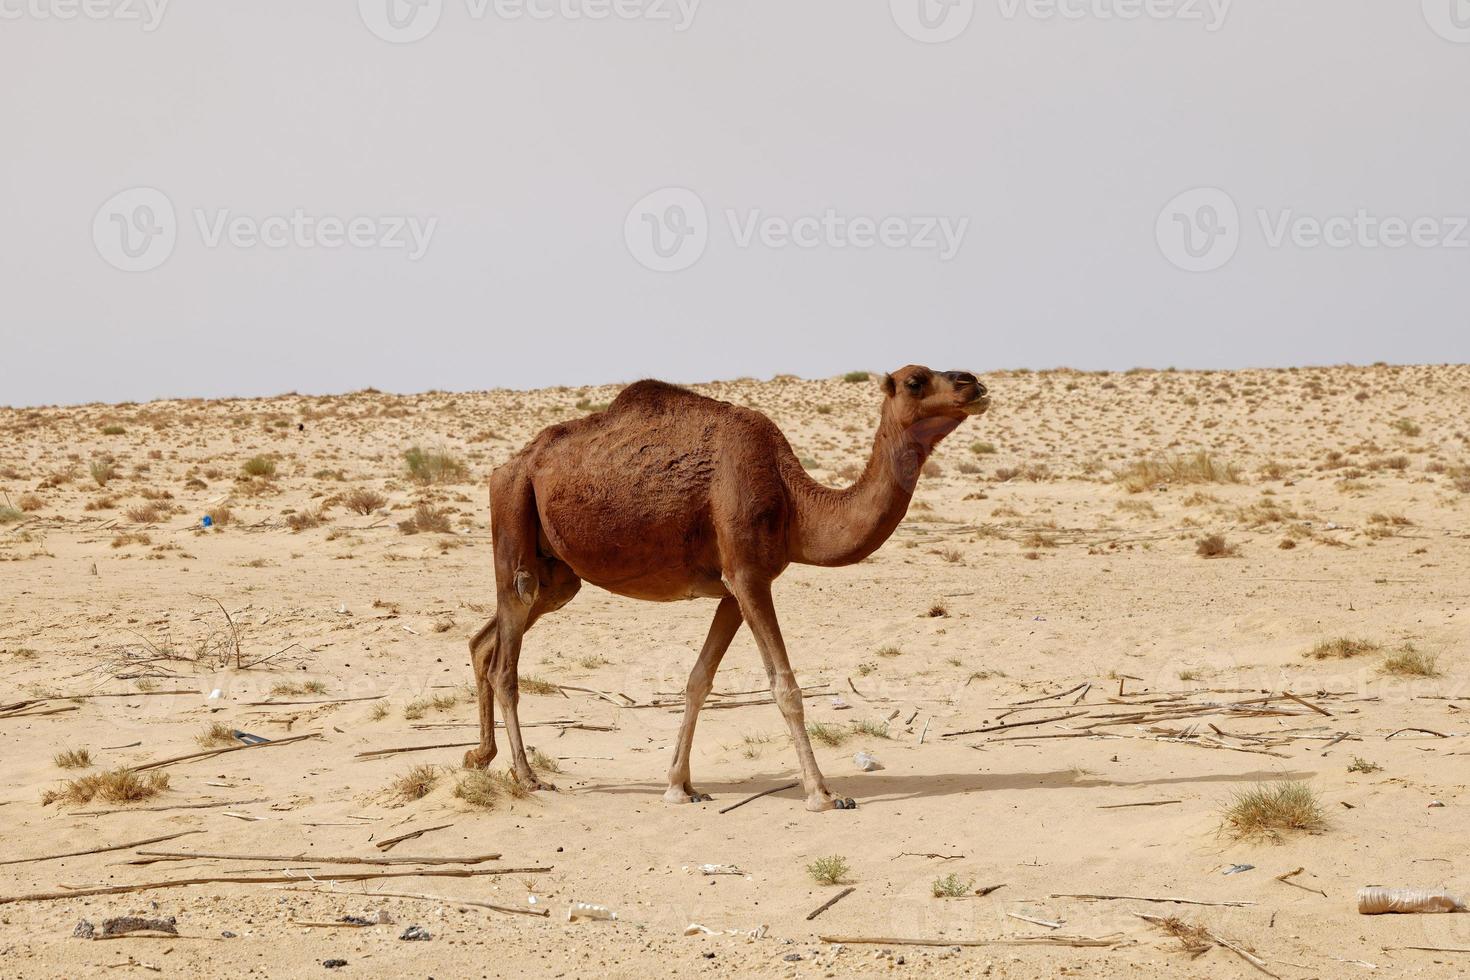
(404, 446, 468, 484)
(205, 505, 233, 526)
(125, 502, 171, 523)
(285, 505, 328, 532)
(1195, 534, 1238, 558)
(1152, 916, 1212, 956)
(398, 503, 452, 535)
(43, 768, 169, 806)
(110, 532, 151, 549)
(241, 455, 277, 478)
(1222, 781, 1326, 839)
(17, 493, 43, 512)
(1118, 452, 1241, 493)
(344, 488, 388, 515)
(529, 748, 562, 774)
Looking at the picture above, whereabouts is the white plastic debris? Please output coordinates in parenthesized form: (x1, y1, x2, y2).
(1357, 887, 1468, 914)
(567, 902, 617, 922)
(830, 697, 850, 711)
(853, 751, 884, 772)
(684, 923, 715, 936)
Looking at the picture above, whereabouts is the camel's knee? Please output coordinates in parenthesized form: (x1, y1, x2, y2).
(772, 675, 803, 715)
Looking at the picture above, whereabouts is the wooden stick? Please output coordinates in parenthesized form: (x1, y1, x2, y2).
(0, 831, 204, 867)
(374, 824, 453, 852)
(1095, 800, 1182, 810)
(1010, 683, 1089, 706)
(1052, 893, 1253, 907)
(131, 732, 322, 772)
(136, 850, 500, 866)
(1280, 691, 1331, 717)
(805, 886, 855, 921)
(0, 867, 553, 906)
(1137, 914, 1280, 978)
(283, 887, 549, 918)
(1386, 728, 1450, 739)
(1273, 867, 1327, 898)
(354, 741, 475, 760)
(243, 696, 385, 707)
(819, 934, 1124, 948)
(73, 799, 266, 817)
(942, 711, 1088, 739)
(718, 781, 799, 814)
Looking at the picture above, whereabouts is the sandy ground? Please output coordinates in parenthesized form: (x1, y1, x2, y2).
(2, 364, 1469, 979)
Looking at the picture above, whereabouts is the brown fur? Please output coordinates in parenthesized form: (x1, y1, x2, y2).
(465, 365, 989, 811)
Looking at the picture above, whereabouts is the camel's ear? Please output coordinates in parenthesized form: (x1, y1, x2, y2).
(881, 374, 896, 397)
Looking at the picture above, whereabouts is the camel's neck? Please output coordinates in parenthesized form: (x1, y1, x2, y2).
(785, 412, 960, 567)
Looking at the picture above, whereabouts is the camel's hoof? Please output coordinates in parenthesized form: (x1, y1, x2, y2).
(662, 788, 711, 805)
(835, 797, 857, 810)
(692, 793, 713, 803)
(462, 747, 496, 770)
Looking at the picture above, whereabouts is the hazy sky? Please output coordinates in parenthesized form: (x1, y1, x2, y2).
(3, 1, 1468, 407)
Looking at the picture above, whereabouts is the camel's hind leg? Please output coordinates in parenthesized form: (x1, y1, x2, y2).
(464, 617, 501, 769)
(664, 595, 743, 804)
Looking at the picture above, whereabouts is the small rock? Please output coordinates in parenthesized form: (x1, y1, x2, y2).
(101, 915, 177, 937)
(222, 931, 237, 938)
(783, 953, 803, 962)
(323, 959, 348, 969)
(399, 925, 432, 941)
(72, 920, 95, 940)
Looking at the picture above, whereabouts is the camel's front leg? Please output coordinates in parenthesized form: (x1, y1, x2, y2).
(728, 578, 854, 812)
(665, 596, 743, 804)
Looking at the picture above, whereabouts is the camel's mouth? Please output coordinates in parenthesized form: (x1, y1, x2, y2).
(960, 394, 991, 417)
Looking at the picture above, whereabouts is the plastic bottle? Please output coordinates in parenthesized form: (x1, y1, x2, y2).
(567, 902, 617, 922)
(1357, 887, 1468, 914)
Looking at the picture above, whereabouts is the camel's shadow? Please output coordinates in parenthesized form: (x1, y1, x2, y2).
(579, 767, 1318, 804)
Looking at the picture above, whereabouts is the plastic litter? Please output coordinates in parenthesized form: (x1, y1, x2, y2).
(567, 902, 617, 922)
(1357, 887, 1468, 915)
(853, 751, 884, 772)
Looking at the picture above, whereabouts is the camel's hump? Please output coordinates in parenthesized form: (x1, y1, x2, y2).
(608, 379, 719, 414)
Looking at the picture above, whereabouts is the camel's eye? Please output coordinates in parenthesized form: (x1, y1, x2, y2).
(905, 378, 924, 394)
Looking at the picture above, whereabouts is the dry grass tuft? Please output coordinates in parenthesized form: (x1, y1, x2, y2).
(1379, 644, 1440, 677)
(1118, 452, 1241, 493)
(806, 722, 849, 747)
(42, 768, 169, 806)
(529, 748, 562, 774)
(1152, 915, 1212, 955)
(518, 675, 561, 696)
(54, 747, 93, 769)
(196, 722, 237, 747)
(1304, 637, 1381, 660)
(241, 455, 277, 478)
(392, 764, 440, 800)
(1222, 781, 1326, 839)
(453, 768, 530, 809)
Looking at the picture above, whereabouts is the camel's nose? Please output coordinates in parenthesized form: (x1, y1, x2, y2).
(945, 371, 986, 398)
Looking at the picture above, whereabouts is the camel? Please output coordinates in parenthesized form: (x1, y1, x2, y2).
(464, 365, 990, 812)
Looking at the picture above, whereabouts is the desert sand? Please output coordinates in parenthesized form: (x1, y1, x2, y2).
(2, 363, 1468, 979)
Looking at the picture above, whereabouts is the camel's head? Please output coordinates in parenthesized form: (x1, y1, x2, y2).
(880, 365, 990, 427)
